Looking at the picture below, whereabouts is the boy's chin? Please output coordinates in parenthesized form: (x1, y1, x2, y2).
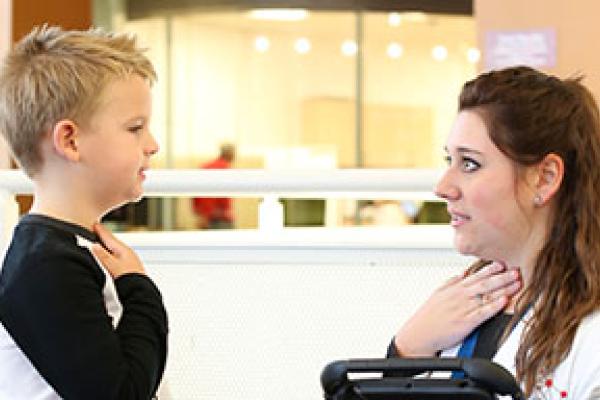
(126, 185, 145, 203)
(104, 192, 144, 215)
(129, 192, 144, 203)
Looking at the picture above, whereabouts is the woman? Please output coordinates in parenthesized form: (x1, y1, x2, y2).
(389, 66, 600, 398)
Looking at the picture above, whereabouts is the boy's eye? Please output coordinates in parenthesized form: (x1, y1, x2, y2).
(128, 125, 143, 133)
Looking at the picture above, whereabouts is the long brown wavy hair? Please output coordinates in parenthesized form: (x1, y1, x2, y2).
(459, 66, 600, 396)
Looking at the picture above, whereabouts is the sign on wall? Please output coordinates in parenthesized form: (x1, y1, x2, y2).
(485, 29, 556, 70)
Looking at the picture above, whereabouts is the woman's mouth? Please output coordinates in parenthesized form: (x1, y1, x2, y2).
(448, 209, 470, 227)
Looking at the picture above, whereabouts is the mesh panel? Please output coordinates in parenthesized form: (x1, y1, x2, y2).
(144, 249, 470, 400)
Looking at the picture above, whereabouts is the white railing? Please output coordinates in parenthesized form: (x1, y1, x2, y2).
(0, 168, 443, 196)
(0, 168, 443, 248)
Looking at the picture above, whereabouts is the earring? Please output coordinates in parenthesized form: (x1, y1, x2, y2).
(534, 194, 543, 205)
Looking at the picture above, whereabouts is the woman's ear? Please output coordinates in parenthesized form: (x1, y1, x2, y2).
(51, 119, 80, 162)
(531, 153, 564, 206)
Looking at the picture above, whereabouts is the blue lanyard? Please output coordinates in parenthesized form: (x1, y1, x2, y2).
(451, 328, 480, 379)
(451, 305, 531, 380)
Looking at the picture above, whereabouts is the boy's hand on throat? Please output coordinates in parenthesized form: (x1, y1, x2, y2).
(91, 222, 146, 279)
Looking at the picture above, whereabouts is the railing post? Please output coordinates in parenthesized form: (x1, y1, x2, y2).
(0, 190, 19, 263)
(258, 195, 284, 231)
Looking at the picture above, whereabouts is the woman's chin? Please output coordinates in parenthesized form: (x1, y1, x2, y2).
(454, 237, 479, 257)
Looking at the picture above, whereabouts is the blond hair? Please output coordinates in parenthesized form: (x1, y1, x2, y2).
(0, 25, 156, 176)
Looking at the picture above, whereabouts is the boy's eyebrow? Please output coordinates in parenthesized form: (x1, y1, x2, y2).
(125, 116, 147, 124)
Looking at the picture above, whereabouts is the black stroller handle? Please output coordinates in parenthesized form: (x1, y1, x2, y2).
(321, 357, 524, 400)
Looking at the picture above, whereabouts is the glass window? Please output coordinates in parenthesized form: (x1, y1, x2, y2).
(104, 7, 475, 230)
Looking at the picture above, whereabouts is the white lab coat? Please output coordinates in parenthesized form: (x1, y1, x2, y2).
(439, 310, 600, 399)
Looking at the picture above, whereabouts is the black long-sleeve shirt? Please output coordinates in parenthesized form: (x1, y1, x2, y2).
(0, 214, 168, 399)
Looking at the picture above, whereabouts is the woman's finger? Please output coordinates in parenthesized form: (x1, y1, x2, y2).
(467, 294, 508, 321)
(473, 268, 520, 297)
(439, 274, 463, 290)
(484, 279, 521, 302)
(462, 261, 506, 286)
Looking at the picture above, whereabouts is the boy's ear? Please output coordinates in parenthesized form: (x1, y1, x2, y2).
(530, 153, 564, 206)
(51, 119, 80, 162)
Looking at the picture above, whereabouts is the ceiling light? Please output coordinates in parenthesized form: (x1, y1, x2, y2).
(254, 36, 270, 53)
(294, 38, 311, 54)
(431, 45, 448, 61)
(341, 40, 357, 57)
(249, 9, 308, 21)
(388, 12, 402, 27)
(467, 47, 481, 64)
(387, 42, 404, 59)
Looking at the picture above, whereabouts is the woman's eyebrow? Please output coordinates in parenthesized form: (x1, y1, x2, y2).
(443, 145, 484, 155)
(456, 146, 483, 155)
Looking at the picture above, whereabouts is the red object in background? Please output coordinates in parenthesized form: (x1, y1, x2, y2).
(192, 157, 233, 227)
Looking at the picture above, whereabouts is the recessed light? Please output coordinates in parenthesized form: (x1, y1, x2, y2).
(432, 45, 448, 61)
(294, 38, 311, 54)
(387, 42, 404, 59)
(254, 36, 270, 53)
(341, 40, 357, 56)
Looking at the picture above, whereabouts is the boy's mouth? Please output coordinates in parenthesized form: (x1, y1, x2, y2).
(138, 167, 148, 180)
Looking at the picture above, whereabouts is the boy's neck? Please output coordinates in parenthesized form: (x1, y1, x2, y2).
(29, 204, 99, 232)
(30, 188, 102, 232)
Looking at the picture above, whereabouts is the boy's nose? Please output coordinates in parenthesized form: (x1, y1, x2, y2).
(145, 132, 159, 156)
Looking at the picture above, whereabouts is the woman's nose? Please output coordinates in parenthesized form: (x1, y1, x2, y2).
(434, 170, 460, 201)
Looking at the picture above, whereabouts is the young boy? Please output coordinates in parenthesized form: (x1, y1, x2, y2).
(0, 26, 168, 399)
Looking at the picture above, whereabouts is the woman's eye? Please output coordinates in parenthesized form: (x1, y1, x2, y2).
(443, 155, 451, 165)
(462, 158, 480, 172)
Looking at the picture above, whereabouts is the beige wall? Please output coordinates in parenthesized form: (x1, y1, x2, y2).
(302, 98, 433, 167)
(475, 0, 600, 99)
(0, 0, 11, 168)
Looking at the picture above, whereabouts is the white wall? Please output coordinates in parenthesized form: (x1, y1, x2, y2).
(0, 0, 11, 169)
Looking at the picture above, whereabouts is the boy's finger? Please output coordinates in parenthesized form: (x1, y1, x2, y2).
(90, 243, 112, 265)
(93, 223, 120, 252)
